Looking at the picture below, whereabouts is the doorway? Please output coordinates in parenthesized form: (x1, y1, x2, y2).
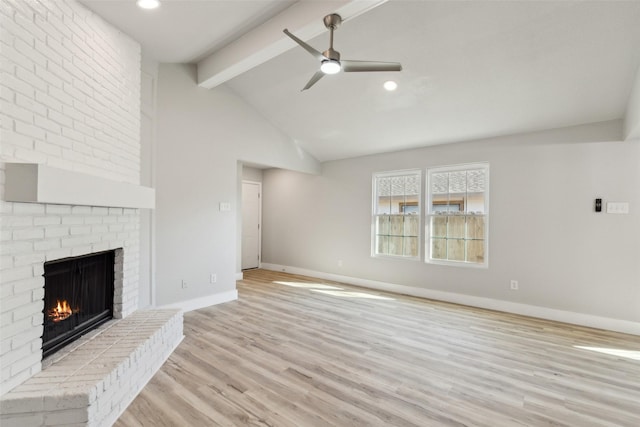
(242, 181, 262, 270)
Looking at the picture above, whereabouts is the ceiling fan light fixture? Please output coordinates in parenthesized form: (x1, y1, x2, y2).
(320, 59, 341, 75)
(283, 13, 401, 90)
(137, 0, 160, 10)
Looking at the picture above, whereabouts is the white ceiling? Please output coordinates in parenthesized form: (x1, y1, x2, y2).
(79, 0, 296, 63)
(80, 0, 640, 162)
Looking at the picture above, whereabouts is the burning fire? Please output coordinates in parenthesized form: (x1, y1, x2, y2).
(49, 299, 73, 322)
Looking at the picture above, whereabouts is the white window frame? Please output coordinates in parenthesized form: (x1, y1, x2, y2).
(425, 163, 489, 268)
(371, 169, 422, 260)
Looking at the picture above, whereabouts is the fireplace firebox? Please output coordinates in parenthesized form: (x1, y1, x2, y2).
(42, 250, 115, 358)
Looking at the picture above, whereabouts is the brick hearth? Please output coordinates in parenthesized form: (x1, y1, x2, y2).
(1, 310, 183, 427)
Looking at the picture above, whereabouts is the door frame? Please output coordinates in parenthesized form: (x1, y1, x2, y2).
(241, 180, 262, 270)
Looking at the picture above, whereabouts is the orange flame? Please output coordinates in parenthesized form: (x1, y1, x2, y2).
(49, 299, 73, 322)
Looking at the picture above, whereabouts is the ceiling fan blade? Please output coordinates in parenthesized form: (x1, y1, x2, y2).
(302, 71, 325, 91)
(341, 60, 402, 73)
(283, 29, 325, 62)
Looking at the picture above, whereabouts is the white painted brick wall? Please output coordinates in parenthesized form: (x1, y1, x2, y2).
(0, 0, 142, 396)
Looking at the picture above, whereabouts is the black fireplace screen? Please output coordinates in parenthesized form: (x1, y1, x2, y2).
(42, 250, 115, 358)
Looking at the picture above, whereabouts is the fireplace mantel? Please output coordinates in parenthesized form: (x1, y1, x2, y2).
(4, 163, 155, 209)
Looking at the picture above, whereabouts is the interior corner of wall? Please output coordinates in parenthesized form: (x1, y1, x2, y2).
(624, 65, 640, 141)
(624, 119, 640, 142)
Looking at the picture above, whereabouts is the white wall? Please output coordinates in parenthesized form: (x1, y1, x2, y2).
(154, 63, 319, 307)
(625, 64, 640, 140)
(262, 120, 640, 327)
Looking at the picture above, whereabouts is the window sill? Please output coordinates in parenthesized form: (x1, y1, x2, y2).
(372, 253, 421, 262)
(426, 259, 488, 269)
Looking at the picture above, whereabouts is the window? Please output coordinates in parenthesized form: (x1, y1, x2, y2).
(426, 164, 489, 267)
(372, 170, 421, 258)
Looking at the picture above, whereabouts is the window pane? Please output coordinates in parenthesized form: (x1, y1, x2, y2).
(389, 236, 403, 256)
(427, 164, 488, 266)
(405, 194, 419, 204)
(467, 192, 485, 214)
(376, 177, 391, 214)
(448, 193, 466, 213)
(377, 196, 391, 214)
(377, 176, 390, 195)
(466, 216, 485, 240)
(431, 172, 448, 194)
(390, 216, 404, 236)
(447, 239, 465, 261)
(376, 235, 388, 255)
(404, 237, 418, 257)
(390, 176, 405, 196)
(467, 169, 485, 192)
(404, 216, 419, 237)
(431, 238, 446, 259)
(376, 215, 390, 235)
(448, 171, 467, 193)
(390, 196, 402, 214)
(431, 194, 449, 212)
(431, 216, 447, 238)
(402, 194, 419, 214)
(372, 171, 421, 259)
(405, 174, 420, 195)
(466, 240, 484, 263)
(447, 216, 465, 239)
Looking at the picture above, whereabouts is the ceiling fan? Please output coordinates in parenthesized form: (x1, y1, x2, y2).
(283, 13, 402, 91)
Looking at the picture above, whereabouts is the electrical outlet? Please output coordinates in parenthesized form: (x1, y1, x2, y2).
(337, 260, 343, 267)
(510, 280, 518, 290)
(210, 273, 217, 284)
(181, 280, 188, 289)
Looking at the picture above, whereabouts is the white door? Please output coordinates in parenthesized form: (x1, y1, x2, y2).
(242, 181, 261, 270)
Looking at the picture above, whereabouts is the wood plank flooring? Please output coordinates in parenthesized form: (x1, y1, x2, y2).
(116, 269, 640, 426)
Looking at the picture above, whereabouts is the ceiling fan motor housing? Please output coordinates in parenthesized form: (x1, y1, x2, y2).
(323, 13, 342, 30)
(323, 48, 340, 61)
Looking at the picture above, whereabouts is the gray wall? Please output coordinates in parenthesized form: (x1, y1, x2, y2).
(139, 54, 158, 308)
(625, 64, 640, 140)
(262, 120, 640, 323)
(154, 63, 319, 306)
(242, 166, 264, 182)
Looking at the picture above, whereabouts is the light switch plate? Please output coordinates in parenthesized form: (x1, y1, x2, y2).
(219, 202, 231, 212)
(606, 202, 629, 214)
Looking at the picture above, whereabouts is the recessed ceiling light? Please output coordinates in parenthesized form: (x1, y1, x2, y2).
(137, 0, 160, 10)
(383, 81, 398, 91)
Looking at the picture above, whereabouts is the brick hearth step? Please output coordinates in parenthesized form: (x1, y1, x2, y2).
(0, 309, 183, 427)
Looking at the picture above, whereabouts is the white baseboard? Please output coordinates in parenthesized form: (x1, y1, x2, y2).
(156, 289, 238, 313)
(261, 263, 640, 336)
(235, 272, 244, 280)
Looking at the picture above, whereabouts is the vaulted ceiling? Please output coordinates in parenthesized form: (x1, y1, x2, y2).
(80, 0, 640, 162)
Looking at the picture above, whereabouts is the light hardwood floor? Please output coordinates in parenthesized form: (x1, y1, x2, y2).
(116, 269, 640, 426)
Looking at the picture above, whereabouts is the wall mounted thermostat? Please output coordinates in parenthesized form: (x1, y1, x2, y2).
(595, 198, 602, 212)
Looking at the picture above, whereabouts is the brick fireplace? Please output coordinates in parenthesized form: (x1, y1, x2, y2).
(1, 197, 142, 392)
(1, 1, 182, 424)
